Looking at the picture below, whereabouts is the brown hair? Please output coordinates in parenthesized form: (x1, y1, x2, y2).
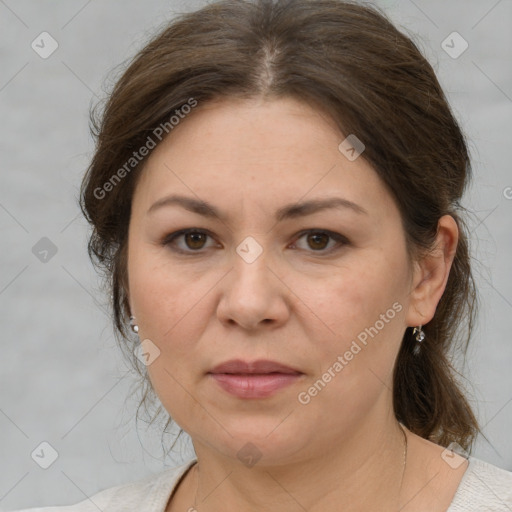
(80, 0, 480, 452)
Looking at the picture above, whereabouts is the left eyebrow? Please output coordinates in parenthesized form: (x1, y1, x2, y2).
(275, 197, 368, 220)
(146, 194, 368, 220)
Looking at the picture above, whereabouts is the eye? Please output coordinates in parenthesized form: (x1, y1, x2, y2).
(161, 229, 218, 254)
(291, 229, 348, 253)
(161, 228, 348, 255)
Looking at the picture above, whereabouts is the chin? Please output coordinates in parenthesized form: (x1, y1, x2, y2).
(200, 421, 312, 464)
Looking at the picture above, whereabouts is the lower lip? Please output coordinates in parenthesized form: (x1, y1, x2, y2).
(208, 373, 303, 398)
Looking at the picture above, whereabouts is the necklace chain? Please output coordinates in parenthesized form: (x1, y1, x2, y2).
(192, 422, 408, 510)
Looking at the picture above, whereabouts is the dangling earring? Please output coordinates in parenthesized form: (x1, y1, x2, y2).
(412, 325, 425, 355)
(129, 315, 139, 334)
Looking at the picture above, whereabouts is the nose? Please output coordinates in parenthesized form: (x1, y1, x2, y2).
(216, 249, 290, 331)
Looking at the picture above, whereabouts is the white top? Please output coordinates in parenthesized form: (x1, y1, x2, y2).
(12, 456, 512, 511)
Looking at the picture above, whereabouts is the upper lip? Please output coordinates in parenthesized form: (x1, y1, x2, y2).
(209, 359, 302, 375)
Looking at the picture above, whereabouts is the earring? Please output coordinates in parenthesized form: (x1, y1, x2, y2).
(412, 325, 425, 355)
(129, 315, 139, 334)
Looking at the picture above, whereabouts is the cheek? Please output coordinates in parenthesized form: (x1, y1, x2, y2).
(309, 259, 395, 334)
(306, 254, 407, 380)
(128, 244, 210, 338)
(293, 274, 405, 431)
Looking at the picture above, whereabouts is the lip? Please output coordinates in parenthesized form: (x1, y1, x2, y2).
(209, 373, 303, 398)
(207, 359, 304, 399)
(209, 359, 302, 375)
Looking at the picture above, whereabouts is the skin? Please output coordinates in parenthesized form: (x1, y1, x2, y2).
(126, 96, 468, 511)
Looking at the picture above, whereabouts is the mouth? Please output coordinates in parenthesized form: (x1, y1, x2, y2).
(208, 358, 302, 375)
(207, 359, 304, 398)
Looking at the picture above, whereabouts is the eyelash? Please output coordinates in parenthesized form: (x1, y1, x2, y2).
(161, 228, 349, 256)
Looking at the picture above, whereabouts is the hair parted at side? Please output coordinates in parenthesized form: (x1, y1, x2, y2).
(79, 0, 480, 452)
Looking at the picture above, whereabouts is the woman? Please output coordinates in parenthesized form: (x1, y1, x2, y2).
(16, 0, 512, 510)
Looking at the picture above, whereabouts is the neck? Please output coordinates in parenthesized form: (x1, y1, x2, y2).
(189, 416, 408, 512)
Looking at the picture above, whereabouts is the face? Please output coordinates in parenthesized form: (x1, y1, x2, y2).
(127, 96, 418, 465)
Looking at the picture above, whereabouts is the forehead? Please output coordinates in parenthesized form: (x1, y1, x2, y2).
(132, 97, 395, 221)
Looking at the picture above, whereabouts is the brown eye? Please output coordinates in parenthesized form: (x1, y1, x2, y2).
(162, 229, 217, 254)
(292, 229, 348, 254)
(184, 232, 208, 250)
(306, 232, 330, 250)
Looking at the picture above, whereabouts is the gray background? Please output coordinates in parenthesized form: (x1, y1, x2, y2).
(1, 0, 511, 509)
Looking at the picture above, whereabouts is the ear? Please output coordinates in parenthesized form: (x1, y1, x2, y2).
(405, 215, 459, 327)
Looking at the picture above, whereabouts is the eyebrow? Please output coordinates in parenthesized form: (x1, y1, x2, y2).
(147, 194, 368, 221)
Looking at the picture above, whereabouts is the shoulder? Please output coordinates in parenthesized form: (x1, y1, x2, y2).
(10, 459, 197, 512)
(448, 456, 512, 511)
